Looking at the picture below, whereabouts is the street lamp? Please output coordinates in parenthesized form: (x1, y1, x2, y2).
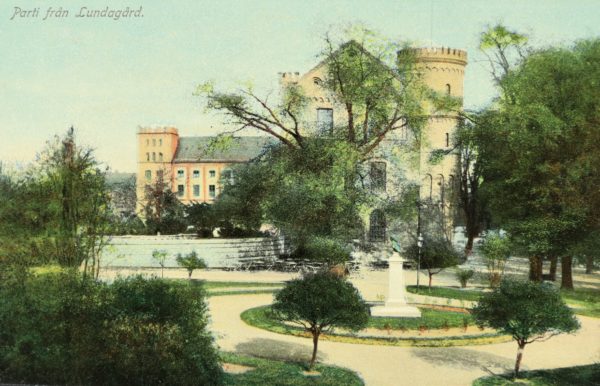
(417, 233, 423, 291)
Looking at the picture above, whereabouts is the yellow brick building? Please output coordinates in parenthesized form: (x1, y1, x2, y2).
(136, 45, 467, 242)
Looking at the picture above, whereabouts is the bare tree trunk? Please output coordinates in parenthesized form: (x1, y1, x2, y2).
(514, 341, 526, 378)
(585, 255, 594, 274)
(561, 256, 574, 290)
(529, 256, 542, 282)
(548, 256, 558, 281)
(310, 329, 320, 370)
(428, 273, 433, 289)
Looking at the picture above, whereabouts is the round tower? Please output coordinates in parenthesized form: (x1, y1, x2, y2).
(400, 47, 468, 239)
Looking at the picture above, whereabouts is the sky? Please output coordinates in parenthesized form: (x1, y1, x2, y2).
(1, 0, 599, 172)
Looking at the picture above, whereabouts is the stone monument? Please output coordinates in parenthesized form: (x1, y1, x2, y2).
(371, 237, 421, 318)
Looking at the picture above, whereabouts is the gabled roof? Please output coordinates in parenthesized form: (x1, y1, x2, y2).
(173, 136, 275, 163)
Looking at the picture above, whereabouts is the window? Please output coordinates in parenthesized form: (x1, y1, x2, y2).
(370, 162, 386, 191)
(209, 170, 216, 178)
(157, 169, 164, 181)
(369, 210, 386, 242)
(177, 185, 184, 197)
(445, 83, 451, 95)
(158, 152, 163, 162)
(146, 139, 149, 146)
(146, 153, 150, 161)
(209, 185, 216, 198)
(177, 169, 184, 179)
(193, 185, 200, 197)
(317, 108, 333, 133)
(145, 170, 151, 180)
(152, 152, 156, 161)
(193, 170, 200, 179)
(445, 133, 449, 147)
(159, 139, 162, 146)
(222, 169, 234, 184)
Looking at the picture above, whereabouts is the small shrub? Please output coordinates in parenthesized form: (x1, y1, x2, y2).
(455, 268, 475, 288)
(175, 250, 207, 279)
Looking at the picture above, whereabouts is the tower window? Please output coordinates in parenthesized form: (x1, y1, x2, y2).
(446, 133, 449, 147)
(369, 210, 386, 242)
(317, 108, 333, 134)
(445, 83, 451, 95)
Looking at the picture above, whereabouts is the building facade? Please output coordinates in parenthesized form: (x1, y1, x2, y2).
(136, 45, 467, 243)
(136, 127, 271, 212)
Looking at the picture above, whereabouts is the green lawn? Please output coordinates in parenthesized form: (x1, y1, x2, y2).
(241, 305, 508, 347)
(472, 363, 600, 385)
(560, 288, 600, 318)
(407, 285, 600, 318)
(194, 280, 283, 289)
(370, 306, 474, 330)
(221, 352, 364, 385)
(406, 285, 484, 302)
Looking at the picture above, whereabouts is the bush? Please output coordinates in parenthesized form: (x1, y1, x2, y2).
(479, 232, 511, 287)
(455, 268, 475, 288)
(0, 270, 222, 385)
(290, 237, 351, 267)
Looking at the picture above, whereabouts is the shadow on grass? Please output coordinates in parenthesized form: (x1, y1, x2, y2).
(410, 347, 514, 373)
(235, 338, 327, 364)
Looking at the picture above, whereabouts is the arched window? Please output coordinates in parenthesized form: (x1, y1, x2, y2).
(152, 152, 156, 162)
(445, 83, 451, 95)
(158, 153, 163, 162)
(152, 139, 156, 146)
(369, 210, 386, 242)
(146, 153, 150, 161)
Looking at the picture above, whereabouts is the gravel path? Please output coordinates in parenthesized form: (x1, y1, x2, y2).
(207, 293, 600, 386)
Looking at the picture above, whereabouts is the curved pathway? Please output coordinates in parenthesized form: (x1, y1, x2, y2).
(208, 294, 600, 386)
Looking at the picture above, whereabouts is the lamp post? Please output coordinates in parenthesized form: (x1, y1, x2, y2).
(416, 200, 425, 293)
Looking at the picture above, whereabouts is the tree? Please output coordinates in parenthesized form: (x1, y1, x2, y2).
(479, 232, 511, 287)
(404, 236, 461, 289)
(472, 279, 579, 377)
(143, 169, 186, 235)
(272, 272, 369, 369)
(454, 121, 486, 255)
(175, 251, 207, 279)
(475, 32, 600, 288)
(8, 128, 112, 277)
(152, 249, 168, 278)
(196, 27, 430, 159)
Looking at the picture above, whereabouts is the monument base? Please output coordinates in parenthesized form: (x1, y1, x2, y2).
(371, 302, 422, 318)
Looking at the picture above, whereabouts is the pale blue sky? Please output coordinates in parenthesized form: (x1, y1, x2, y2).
(1, 0, 599, 172)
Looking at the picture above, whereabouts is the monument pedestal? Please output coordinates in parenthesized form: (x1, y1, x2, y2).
(371, 253, 421, 318)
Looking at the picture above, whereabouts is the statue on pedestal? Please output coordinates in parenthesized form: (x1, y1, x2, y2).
(370, 236, 422, 318)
